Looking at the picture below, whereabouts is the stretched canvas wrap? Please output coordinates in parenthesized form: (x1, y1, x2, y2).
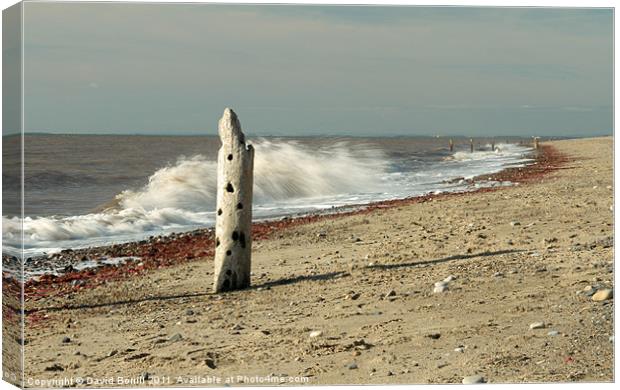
(1, 1, 614, 388)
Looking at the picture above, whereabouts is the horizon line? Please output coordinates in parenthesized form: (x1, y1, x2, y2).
(4, 131, 612, 138)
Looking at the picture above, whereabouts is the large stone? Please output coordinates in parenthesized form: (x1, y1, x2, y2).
(462, 375, 485, 384)
(213, 108, 255, 293)
(592, 289, 613, 302)
(529, 322, 545, 330)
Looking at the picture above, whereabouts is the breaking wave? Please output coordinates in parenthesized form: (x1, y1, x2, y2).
(3, 140, 391, 253)
(2, 140, 534, 256)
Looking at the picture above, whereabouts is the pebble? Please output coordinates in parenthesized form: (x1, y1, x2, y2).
(185, 309, 195, 316)
(592, 289, 613, 301)
(609, 336, 614, 343)
(426, 332, 441, 340)
(346, 292, 361, 300)
(347, 362, 358, 370)
(443, 275, 456, 282)
(529, 322, 545, 330)
(434, 280, 449, 291)
(309, 330, 323, 338)
(510, 221, 521, 226)
(454, 347, 464, 353)
(169, 333, 183, 342)
(547, 330, 560, 337)
(462, 375, 485, 384)
(61, 336, 71, 343)
(385, 290, 396, 298)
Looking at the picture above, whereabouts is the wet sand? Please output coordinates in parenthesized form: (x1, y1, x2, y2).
(12, 137, 614, 385)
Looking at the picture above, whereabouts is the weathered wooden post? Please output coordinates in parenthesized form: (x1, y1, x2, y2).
(449, 138, 454, 152)
(491, 140, 495, 151)
(213, 108, 255, 293)
(534, 137, 540, 150)
(470, 138, 474, 153)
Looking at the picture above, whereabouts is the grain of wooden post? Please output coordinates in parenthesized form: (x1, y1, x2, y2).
(213, 108, 255, 293)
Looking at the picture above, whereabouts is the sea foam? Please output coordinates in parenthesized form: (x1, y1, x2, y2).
(2, 140, 533, 256)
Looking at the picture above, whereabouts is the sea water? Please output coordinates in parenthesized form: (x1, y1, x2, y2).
(2, 135, 535, 257)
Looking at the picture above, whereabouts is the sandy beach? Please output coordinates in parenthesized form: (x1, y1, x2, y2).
(10, 137, 614, 385)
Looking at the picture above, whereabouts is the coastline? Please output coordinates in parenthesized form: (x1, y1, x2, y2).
(11, 136, 613, 383)
(5, 142, 563, 302)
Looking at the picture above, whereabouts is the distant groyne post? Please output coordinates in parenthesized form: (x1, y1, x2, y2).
(533, 137, 540, 150)
(213, 108, 255, 293)
(470, 138, 474, 153)
(449, 139, 454, 152)
(491, 140, 495, 151)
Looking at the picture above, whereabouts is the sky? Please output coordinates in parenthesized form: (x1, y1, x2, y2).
(8, 2, 614, 136)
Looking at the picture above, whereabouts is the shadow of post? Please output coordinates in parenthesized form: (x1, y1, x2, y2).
(365, 249, 526, 271)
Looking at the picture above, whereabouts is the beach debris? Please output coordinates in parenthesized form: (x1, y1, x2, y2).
(529, 322, 545, 330)
(309, 330, 323, 338)
(592, 289, 613, 301)
(510, 221, 521, 226)
(462, 375, 485, 384)
(107, 349, 118, 357)
(443, 275, 456, 282)
(426, 332, 441, 340)
(454, 347, 465, 353)
(547, 330, 560, 337)
(125, 353, 150, 361)
(213, 108, 255, 293)
(44, 363, 65, 372)
(346, 338, 373, 351)
(385, 289, 397, 299)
